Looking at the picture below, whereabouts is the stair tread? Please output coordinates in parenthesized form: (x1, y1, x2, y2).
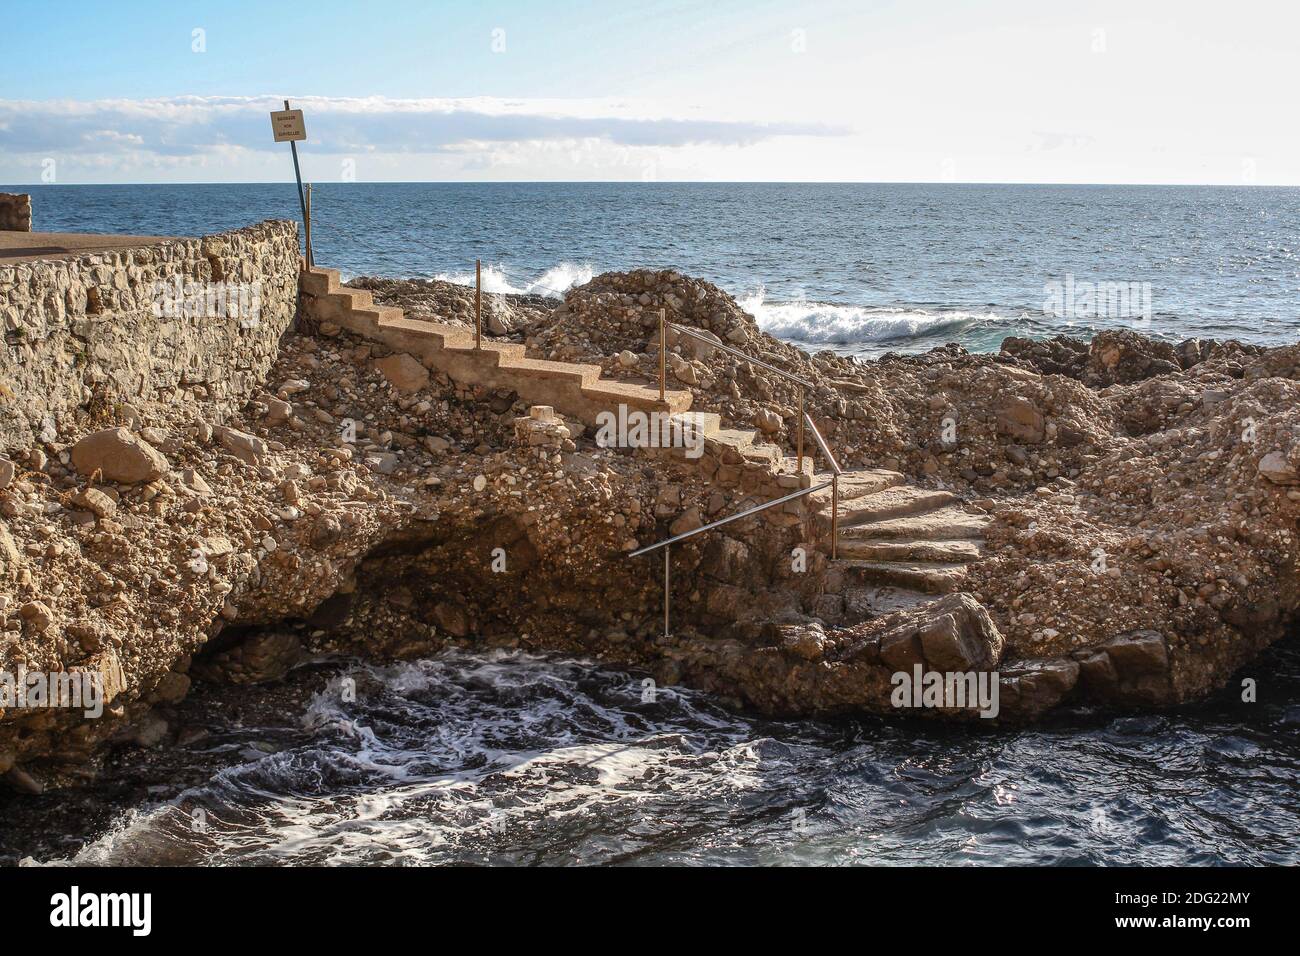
(836, 559, 971, 573)
(840, 506, 989, 540)
(837, 537, 983, 562)
(830, 485, 958, 525)
(713, 428, 757, 447)
(834, 559, 970, 594)
(672, 411, 722, 437)
(808, 469, 905, 508)
(582, 380, 693, 409)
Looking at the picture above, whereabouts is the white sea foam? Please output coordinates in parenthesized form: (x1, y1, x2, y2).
(433, 261, 595, 298)
(43, 652, 805, 866)
(739, 286, 995, 344)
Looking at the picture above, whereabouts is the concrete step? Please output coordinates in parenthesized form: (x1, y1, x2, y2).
(808, 469, 906, 512)
(444, 340, 529, 365)
(778, 456, 816, 476)
(713, 427, 758, 450)
(836, 537, 984, 563)
(833, 486, 958, 528)
(742, 442, 783, 463)
(506, 357, 603, 387)
(671, 411, 722, 438)
(329, 288, 373, 310)
(355, 306, 408, 326)
(835, 559, 969, 594)
(301, 267, 341, 296)
(840, 505, 989, 541)
(581, 380, 693, 414)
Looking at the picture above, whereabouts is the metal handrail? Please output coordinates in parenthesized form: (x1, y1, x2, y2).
(636, 307, 849, 638)
(628, 481, 832, 557)
(667, 321, 816, 389)
(804, 412, 841, 476)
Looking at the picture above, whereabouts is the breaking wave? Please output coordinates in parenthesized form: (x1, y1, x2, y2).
(433, 261, 595, 299)
(738, 286, 1001, 345)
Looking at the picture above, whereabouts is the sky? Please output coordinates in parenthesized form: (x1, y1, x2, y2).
(0, 0, 1296, 185)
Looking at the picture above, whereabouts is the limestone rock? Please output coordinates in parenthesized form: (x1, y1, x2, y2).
(878, 593, 1004, 672)
(754, 408, 782, 434)
(1258, 450, 1298, 485)
(216, 426, 269, 465)
(71, 428, 169, 484)
(375, 353, 430, 393)
(994, 397, 1045, 444)
(70, 487, 116, 519)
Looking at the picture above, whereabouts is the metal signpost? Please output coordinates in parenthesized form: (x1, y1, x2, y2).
(270, 99, 310, 266)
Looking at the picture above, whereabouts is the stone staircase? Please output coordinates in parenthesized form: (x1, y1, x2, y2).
(300, 267, 692, 427)
(810, 469, 990, 617)
(300, 266, 987, 623)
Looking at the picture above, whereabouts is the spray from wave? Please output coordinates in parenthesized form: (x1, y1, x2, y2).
(433, 261, 595, 299)
(738, 286, 1005, 345)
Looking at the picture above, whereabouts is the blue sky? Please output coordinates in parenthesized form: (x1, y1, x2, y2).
(1, 0, 1296, 184)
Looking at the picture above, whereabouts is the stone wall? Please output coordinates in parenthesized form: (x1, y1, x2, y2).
(0, 194, 32, 232)
(0, 220, 300, 454)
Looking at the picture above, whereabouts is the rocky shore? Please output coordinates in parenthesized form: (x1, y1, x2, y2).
(1, 259, 1297, 793)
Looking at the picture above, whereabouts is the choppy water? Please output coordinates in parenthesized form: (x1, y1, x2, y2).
(9, 182, 1299, 357)
(7, 636, 1297, 867)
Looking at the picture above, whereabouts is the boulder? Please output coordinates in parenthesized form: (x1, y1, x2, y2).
(1258, 451, 1298, 486)
(70, 428, 169, 484)
(216, 426, 269, 465)
(374, 353, 430, 393)
(994, 397, 1045, 444)
(877, 593, 1004, 672)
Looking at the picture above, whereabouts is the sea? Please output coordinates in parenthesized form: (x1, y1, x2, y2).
(1, 182, 1296, 867)
(9, 182, 1299, 357)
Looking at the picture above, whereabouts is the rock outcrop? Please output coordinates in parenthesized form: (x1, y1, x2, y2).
(2, 260, 1298, 791)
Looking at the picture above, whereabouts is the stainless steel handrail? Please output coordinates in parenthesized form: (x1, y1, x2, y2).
(667, 321, 816, 389)
(804, 412, 841, 476)
(627, 481, 832, 557)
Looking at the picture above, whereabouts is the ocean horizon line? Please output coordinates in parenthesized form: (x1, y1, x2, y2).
(4, 180, 1299, 189)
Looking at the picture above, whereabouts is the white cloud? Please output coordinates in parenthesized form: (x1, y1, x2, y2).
(0, 94, 847, 182)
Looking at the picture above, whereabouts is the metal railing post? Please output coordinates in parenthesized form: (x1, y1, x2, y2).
(475, 259, 482, 349)
(797, 385, 804, 474)
(664, 546, 671, 639)
(831, 473, 839, 560)
(658, 309, 667, 403)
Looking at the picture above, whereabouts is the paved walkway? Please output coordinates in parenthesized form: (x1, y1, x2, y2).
(0, 230, 177, 264)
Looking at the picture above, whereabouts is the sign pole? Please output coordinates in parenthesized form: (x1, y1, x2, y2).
(304, 182, 314, 269)
(283, 98, 309, 264)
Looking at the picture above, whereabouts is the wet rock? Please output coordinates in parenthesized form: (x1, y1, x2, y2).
(877, 593, 1004, 672)
(998, 657, 1079, 719)
(194, 632, 303, 685)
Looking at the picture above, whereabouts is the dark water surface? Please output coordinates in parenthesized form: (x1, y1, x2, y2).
(8, 182, 1299, 357)
(3, 636, 1297, 867)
